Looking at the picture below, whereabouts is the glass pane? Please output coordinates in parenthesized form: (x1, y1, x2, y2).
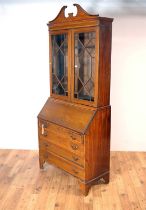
(52, 34, 68, 96)
(74, 32, 95, 102)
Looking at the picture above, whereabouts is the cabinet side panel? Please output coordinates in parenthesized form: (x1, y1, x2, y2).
(98, 22, 112, 106)
(85, 106, 111, 180)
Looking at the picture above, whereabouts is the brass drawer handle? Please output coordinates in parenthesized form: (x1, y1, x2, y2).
(71, 144, 78, 150)
(72, 156, 79, 161)
(70, 134, 77, 140)
(41, 124, 48, 136)
(72, 169, 78, 174)
(44, 142, 49, 147)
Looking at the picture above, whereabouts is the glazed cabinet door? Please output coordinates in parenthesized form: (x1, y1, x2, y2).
(50, 30, 71, 100)
(71, 27, 99, 106)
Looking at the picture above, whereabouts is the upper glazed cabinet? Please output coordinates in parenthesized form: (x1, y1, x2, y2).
(49, 4, 112, 107)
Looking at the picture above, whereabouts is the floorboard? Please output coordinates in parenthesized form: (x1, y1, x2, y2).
(0, 150, 146, 210)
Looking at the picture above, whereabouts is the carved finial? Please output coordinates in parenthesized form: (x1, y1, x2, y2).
(48, 4, 99, 26)
(68, 13, 74, 17)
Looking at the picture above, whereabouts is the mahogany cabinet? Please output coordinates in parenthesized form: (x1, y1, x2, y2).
(38, 4, 113, 196)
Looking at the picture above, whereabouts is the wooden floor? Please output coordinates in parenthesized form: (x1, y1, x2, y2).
(0, 150, 146, 210)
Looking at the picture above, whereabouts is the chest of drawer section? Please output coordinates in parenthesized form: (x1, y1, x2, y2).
(38, 119, 85, 168)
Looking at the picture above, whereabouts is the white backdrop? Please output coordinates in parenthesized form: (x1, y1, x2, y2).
(0, 1, 146, 151)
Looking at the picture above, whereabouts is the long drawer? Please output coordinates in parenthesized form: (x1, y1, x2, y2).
(38, 119, 83, 143)
(40, 139, 85, 167)
(44, 150, 85, 180)
(38, 120, 84, 157)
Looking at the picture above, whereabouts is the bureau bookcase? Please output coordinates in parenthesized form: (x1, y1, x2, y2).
(38, 4, 113, 195)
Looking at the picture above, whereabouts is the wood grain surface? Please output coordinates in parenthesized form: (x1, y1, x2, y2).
(38, 98, 96, 134)
(0, 150, 146, 210)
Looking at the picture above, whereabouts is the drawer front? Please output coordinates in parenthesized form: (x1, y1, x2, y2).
(44, 150, 85, 180)
(38, 120, 83, 143)
(40, 139, 85, 167)
(38, 120, 84, 157)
